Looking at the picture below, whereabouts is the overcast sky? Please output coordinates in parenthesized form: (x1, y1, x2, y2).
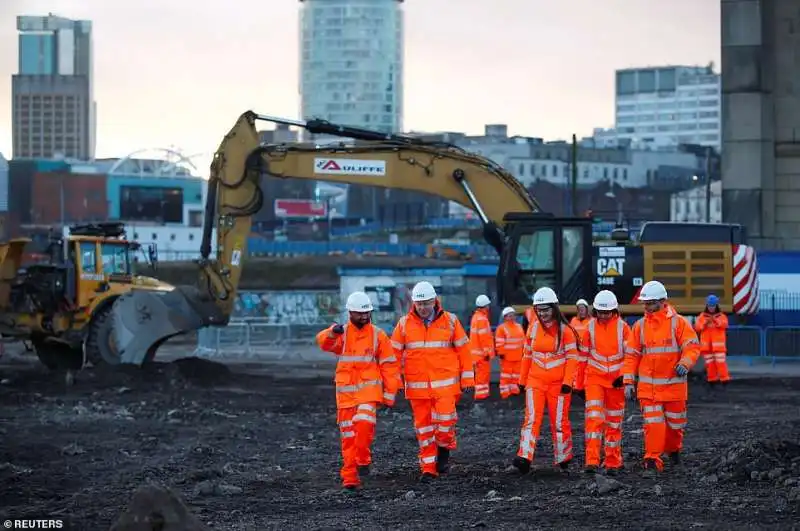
(0, 0, 720, 172)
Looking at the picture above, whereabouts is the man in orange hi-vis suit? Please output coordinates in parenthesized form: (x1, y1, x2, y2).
(695, 294, 730, 387)
(316, 291, 402, 490)
(623, 280, 701, 477)
(495, 306, 525, 399)
(391, 281, 474, 482)
(469, 294, 495, 400)
(570, 298, 591, 336)
(513, 287, 580, 474)
(574, 290, 631, 475)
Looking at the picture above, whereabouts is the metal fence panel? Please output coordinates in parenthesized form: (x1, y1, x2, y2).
(765, 326, 800, 361)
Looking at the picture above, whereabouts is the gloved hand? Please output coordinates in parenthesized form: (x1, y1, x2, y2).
(612, 375, 624, 389)
(624, 384, 636, 401)
(675, 363, 689, 377)
(560, 384, 572, 395)
(332, 324, 345, 335)
(573, 388, 586, 400)
(483, 355, 491, 361)
(518, 384, 526, 393)
(497, 354, 505, 360)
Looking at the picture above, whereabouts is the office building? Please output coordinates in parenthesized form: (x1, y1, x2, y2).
(12, 14, 96, 160)
(614, 64, 720, 151)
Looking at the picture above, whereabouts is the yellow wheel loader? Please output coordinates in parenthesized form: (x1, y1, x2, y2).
(0, 222, 171, 371)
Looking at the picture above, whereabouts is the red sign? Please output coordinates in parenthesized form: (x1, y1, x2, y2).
(274, 199, 327, 218)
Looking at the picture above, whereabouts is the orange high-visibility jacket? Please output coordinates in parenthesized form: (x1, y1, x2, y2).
(523, 307, 536, 334)
(390, 304, 474, 399)
(576, 316, 631, 389)
(495, 321, 526, 361)
(316, 323, 402, 408)
(570, 316, 591, 337)
(469, 308, 496, 361)
(623, 305, 701, 402)
(694, 312, 728, 353)
(520, 320, 579, 388)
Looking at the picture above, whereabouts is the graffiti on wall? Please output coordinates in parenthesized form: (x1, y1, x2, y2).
(233, 290, 341, 324)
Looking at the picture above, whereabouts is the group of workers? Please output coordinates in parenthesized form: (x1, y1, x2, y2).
(316, 280, 730, 490)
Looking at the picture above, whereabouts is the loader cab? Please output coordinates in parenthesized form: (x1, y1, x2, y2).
(66, 223, 136, 306)
(498, 214, 595, 309)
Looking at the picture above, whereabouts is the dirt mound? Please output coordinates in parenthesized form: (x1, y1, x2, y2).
(699, 439, 800, 492)
(110, 484, 211, 531)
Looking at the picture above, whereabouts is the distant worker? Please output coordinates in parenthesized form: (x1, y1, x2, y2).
(469, 294, 496, 400)
(494, 306, 526, 399)
(513, 287, 580, 474)
(695, 294, 730, 387)
(316, 291, 402, 491)
(574, 290, 631, 475)
(569, 298, 592, 388)
(390, 281, 474, 481)
(623, 280, 700, 477)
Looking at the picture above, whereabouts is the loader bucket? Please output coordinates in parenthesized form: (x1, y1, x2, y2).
(111, 286, 223, 366)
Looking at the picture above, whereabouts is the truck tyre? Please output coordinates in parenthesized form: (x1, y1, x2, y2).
(32, 337, 83, 372)
(85, 304, 121, 366)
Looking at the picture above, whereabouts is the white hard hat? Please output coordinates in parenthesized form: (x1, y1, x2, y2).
(346, 291, 373, 312)
(475, 294, 491, 307)
(638, 280, 668, 302)
(576, 298, 590, 307)
(592, 290, 618, 311)
(501, 306, 516, 318)
(411, 281, 437, 302)
(533, 287, 559, 306)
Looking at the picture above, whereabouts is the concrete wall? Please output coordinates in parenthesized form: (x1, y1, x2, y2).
(721, 0, 800, 249)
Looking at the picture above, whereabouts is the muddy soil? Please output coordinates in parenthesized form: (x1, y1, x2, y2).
(1, 358, 799, 530)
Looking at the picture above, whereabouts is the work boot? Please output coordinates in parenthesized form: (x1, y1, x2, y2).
(642, 459, 658, 478)
(558, 457, 573, 472)
(358, 464, 371, 477)
(605, 467, 621, 477)
(343, 483, 360, 492)
(584, 465, 598, 474)
(667, 452, 681, 466)
(512, 456, 531, 475)
(436, 447, 451, 474)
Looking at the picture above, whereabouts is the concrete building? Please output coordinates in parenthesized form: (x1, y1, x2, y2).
(721, 0, 800, 250)
(615, 65, 721, 152)
(11, 14, 96, 160)
(298, 0, 404, 135)
(671, 180, 722, 223)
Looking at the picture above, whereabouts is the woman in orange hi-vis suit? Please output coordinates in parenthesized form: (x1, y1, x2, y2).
(391, 281, 474, 482)
(513, 287, 580, 474)
(574, 290, 631, 475)
(623, 280, 700, 477)
(469, 294, 496, 400)
(316, 291, 402, 490)
(495, 306, 526, 399)
(695, 294, 730, 387)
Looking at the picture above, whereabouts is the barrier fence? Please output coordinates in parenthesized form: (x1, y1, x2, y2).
(192, 321, 800, 366)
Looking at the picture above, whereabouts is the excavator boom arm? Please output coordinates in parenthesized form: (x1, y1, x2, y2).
(111, 111, 539, 364)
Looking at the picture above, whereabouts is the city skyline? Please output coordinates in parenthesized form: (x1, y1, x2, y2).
(0, 0, 720, 173)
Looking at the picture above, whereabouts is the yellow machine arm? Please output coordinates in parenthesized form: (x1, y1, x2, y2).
(110, 111, 540, 364)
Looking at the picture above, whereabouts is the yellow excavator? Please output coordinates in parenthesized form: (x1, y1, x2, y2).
(110, 111, 760, 366)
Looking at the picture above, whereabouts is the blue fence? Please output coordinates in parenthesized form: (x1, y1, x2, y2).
(695, 326, 800, 366)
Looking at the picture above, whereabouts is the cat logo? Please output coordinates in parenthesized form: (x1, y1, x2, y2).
(597, 257, 625, 277)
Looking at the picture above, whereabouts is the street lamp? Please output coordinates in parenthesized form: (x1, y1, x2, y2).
(605, 190, 624, 227)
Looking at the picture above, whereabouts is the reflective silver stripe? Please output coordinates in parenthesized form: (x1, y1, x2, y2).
(453, 336, 469, 347)
(638, 375, 687, 385)
(383, 392, 395, 401)
(533, 357, 566, 370)
(471, 326, 491, 333)
(353, 413, 376, 423)
(585, 400, 603, 407)
(338, 356, 375, 363)
(605, 408, 624, 416)
(639, 315, 680, 355)
(416, 425, 434, 434)
(339, 420, 353, 428)
(432, 411, 457, 421)
(391, 340, 404, 350)
(461, 371, 474, 379)
(379, 355, 397, 364)
(406, 376, 459, 389)
(336, 379, 382, 393)
(605, 440, 621, 447)
(406, 340, 452, 348)
(341, 431, 355, 438)
(585, 432, 602, 440)
(643, 405, 663, 413)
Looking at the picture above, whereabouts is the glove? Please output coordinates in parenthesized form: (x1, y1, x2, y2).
(560, 384, 572, 395)
(675, 363, 689, 377)
(497, 354, 505, 360)
(573, 389, 586, 400)
(518, 384, 526, 393)
(612, 375, 624, 389)
(332, 324, 345, 335)
(624, 384, 636, 401)
(483, 355, 491, 361)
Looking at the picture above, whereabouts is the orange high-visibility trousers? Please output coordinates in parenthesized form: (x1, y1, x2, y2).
(702, 351, 731, 383)
(336, 402, 378, 486)
(474, 358, 492, 399)
(499, 360, 522, 399)
(584, 385, 625, 469)
(517, 383, 573, 465)
(640, 399, 687, 470)
(409, 396, 458, 475)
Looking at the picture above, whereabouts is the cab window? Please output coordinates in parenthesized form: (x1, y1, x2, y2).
(101, 243, 130, 275)
(513, 229, 556, 296)
(79, 242, 97, 273)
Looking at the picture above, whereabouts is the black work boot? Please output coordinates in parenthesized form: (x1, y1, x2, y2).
(512, 456, 531, 474)
(584, 464, 598, 474)
(605, 467, 621, 477)
(558, 457, 573, 472)
(642, 458, 658, 478)
(668, 452, 681, 466)
(420, 472, 436, 483)
(436, 447, 451, 474)
(357, 464, 371, 477)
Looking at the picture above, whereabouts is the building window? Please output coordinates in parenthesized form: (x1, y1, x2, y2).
(120, 186, 184, 223)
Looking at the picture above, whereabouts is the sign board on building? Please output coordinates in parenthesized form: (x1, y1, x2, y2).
(314, 158, 386, 176)
(274, 199, 327, 218)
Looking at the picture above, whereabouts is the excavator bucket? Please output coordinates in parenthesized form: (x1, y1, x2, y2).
(110, 286, 223, 366)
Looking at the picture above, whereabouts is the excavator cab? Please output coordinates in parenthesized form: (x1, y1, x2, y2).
(499, 214, 595, 311)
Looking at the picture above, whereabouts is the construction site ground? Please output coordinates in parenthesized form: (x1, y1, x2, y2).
(1, 350, 799, 530)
